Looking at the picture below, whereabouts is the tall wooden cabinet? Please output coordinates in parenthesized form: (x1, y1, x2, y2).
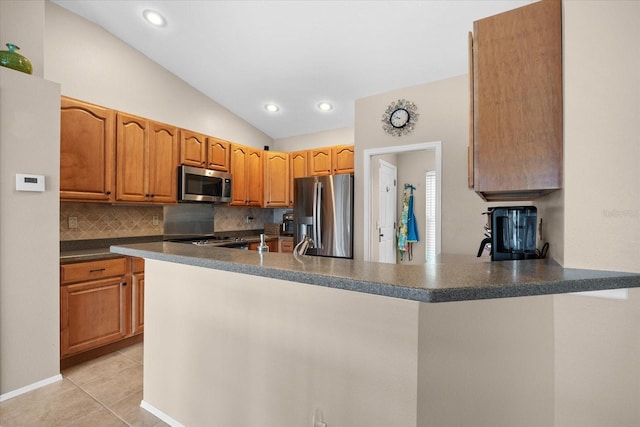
(60, 97, 115, 202)
(264, 151, 289, 207)
(230, 144, 263, 206)
(116, 113, 179, 203)
(470, 0, 562, 201)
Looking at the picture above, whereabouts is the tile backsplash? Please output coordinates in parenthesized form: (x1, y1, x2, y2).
(61, 202, 290, 241)
(60, 202, 163, 241)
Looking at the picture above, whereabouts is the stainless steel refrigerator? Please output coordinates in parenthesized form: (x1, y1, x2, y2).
(293, 174, 354, 258)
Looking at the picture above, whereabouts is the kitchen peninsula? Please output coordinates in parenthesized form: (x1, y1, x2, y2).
(111, 242, 640, 427)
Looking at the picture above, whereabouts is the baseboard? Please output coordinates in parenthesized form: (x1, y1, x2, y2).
(0, 374, 63, 402)
(140, 400, 185, 427)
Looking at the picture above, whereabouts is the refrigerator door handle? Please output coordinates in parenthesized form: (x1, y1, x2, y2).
(314, 181, 323, 249)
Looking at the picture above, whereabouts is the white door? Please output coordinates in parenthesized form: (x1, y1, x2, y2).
(378, 160, 397, 263)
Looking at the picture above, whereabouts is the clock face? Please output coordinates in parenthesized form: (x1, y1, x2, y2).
(390, 108, 409, 128)
(381, 99, 418, 137)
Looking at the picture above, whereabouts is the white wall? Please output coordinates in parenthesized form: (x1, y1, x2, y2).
(553, 2, 640, 426)
(355, 76, 486, 259)
(44, 1, 272, 149)
(143, 260, 419, 427)
(562, 0, 640, 274)
(273, 127, 354, 152)
(0, 69, 61, 395)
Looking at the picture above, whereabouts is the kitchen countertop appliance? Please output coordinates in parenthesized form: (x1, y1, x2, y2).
(478, 206, 544, 261)
(281, 212, 294, 236)
(293, 174, 353, 258)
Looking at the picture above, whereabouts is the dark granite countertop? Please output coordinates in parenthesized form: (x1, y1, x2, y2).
(61, 236, 163, 263)
(110, 242, 640, 303)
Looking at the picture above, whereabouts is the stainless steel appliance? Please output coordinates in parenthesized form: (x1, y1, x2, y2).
(178, 165, 231, 203)
(293, 174, 353, 258)
(281, 212, 294, 236)
(477, 206, 545, 261)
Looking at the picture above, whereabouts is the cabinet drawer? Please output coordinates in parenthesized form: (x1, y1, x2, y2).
(61, 257, 128, 284)
(280, 239, 294, 253)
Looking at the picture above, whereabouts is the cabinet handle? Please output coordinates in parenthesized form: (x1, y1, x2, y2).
(105, 191, 111, 195)
(121, 282, 127, 286)
(89, 268, 106, 273)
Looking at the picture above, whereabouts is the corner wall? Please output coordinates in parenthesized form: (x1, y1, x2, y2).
(0, 69, 61, 395)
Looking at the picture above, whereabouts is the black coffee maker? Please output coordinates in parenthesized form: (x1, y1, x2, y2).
(477, 206, 540, 261)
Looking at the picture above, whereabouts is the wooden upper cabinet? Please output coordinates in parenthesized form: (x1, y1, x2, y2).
(116, 113, 178, 203)
(148, 121, 179, 203)
(206, 137, 230, 171)
(289, 150, 309, 205)
(264, 151, 289, 208)
(309, 145, 354, 176)
(472, 0, 562, 201)
(309, 147, 332, 176)
(60, 97, 115, 202)
(230, 144, 263, 206)
(180, 130, 207, 167)
(332, 145, 354, 174)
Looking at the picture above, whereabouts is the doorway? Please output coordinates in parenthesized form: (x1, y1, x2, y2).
(363, 142, 442, 263)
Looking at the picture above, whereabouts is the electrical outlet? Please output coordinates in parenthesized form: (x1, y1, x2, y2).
(312, 409, 327, 427)
(152, 215, 160, 226)
(68, 216, 78, 229)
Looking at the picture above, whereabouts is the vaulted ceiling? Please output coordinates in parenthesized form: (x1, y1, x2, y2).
(51, 0, 531, 139)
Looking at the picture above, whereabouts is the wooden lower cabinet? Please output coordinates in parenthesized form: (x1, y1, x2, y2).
(60, 256, 144, 367)
(279, 238, 294, 253)
(248, 239, 278, 252)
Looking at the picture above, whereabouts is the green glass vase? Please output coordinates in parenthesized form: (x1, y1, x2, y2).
(0, 43, 33, 75)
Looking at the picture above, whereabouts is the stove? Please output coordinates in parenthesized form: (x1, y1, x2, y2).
(166, 235, 249, 249)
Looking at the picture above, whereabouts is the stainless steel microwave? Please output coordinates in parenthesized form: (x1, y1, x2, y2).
(178, 165, 231, 203)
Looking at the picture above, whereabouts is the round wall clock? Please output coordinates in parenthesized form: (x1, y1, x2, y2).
(381, 99, 419, 137)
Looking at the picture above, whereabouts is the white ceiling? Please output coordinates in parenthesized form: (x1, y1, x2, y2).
(51, 0, 531, 140)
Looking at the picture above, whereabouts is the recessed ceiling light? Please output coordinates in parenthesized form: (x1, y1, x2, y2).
(265, 104, 280, 113)
(143, 9, 166, 27)
(317, 102, 333, 112)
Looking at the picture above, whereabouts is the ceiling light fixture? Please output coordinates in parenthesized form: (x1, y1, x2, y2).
(265, 104, 280, 113)
(143, 9, 166, 27)
(317, 102, 333, 112)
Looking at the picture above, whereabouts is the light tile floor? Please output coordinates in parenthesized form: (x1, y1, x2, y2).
(0, 343, 168, 427)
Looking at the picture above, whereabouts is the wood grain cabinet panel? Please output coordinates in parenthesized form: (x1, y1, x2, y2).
(264, 151, 289, 207)
(60, 97, 115, 202)
(206, 137, 230, 171)
(332, 145, 354, 174)
(309, 147, 332, 176)
(60, 257, 130, 357)
(116, 113, 178, 203)
(289, 150, 309, 206)
(230, 144, 263, 206)
(471, 0, 562, 201)
(180, 130, 207, 167)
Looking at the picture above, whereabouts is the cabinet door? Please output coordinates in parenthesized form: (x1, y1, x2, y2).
(309, 148, 332, 176)
(116, 113, 148, 202)
(332, 145, 354, 174)
(473, 0, 562, 200)
(60, 97, 115, 202)
(230, 144, 248, 205)
(207, 137, 230, 171)
(246, 148, 264, 206)
(180, 130, 207, 167)
(60, 276, 130, 357)
(289, 150, 308, 205)
(264, 151, 289, 207)
(148, 121, 178, 203)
